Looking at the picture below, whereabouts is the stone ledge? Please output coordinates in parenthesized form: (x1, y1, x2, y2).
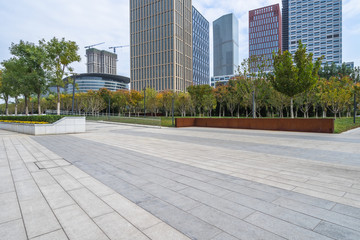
(0, 117, 86, 135)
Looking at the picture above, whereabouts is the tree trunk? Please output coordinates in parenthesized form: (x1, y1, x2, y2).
(37, 93, 41, 115)
(24, 96, 29, 116)
(219, 105, 221, 117)
(290, 98, 294, 118)
(57, 86, 61, 115)
(14, 96, 18, 115)
(322, 110, 326, 118)
(5, 98, 9, 115)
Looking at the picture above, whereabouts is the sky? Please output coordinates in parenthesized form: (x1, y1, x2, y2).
(0, 0, 359, 78)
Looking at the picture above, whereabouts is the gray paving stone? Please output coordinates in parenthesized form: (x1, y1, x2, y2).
(179, 187, 254, 219)
(69, 188, 113, 218)
(331, 203, 360, 219)
(0, 191, 21, 224)
(140, 173, 188, 191)
(174, 175, 232, 197)
(273, 197, 360, 232)
(208, 178, 279, 202)
(140, 183, 200, 211)
(94, 212, 150, 240)
(31, 171, 58, 187)
(245, 212, 332, 240)
(314, 221, 360, 240)
(211, 232, 239, 240)
(102, 193, 161, 231)
(15, 179, 43, 202)
(223, 192, 321, 229)
(189, 204, 285, 240)
(0, 219, 27, 240)
(53, 173, 83, 191)
(39, 183, 75, 210)
(12, 167, 32, 182)
(54, 204, 109, 240)
(30, 229, 68, 240)
(78, 177, 115, 197)
(20, 198, 61, 239)
(143, 222, 191, 240)
(139, 198, 222, 240)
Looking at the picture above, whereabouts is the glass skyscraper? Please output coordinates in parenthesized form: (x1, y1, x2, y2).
(192, 6, 209, 85)
(130, 0, 193, 92)
(213, 13, 239, 76)
(282, 0, 342, 65)
(249, 4, 282, 72)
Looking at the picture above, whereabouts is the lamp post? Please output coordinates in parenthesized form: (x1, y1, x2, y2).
(143, 87, 146, 117)
(354, 67, 359, 124)
(172, 94, 175, 126)
(71, 74, 78, 115)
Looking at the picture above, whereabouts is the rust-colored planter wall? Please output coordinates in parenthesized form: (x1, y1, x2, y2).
(175, 118, 334, 133)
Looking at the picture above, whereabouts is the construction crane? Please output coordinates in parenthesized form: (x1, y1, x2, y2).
(84, 42, 105, 50)
(109, 45, 129, 53)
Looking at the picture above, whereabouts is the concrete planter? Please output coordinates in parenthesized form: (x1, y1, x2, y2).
(0, 117, 86, 135)
(175, 118, 335, 133)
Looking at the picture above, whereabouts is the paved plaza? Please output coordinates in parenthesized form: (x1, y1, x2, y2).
(1, 122, 360, 240)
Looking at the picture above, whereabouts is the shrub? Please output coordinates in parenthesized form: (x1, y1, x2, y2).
(0, 115, 64, 123)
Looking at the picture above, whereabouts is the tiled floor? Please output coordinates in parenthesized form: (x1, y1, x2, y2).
(1, 122, 360, 239)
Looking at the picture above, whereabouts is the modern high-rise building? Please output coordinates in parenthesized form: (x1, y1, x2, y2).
(86, 48, 117, 75)
(249, 4, 282, 72)
(192, 6, 210, 85)
(130, 0, 193, 92)
(282, 0, 342, 65)
(213, 13, 239, 76)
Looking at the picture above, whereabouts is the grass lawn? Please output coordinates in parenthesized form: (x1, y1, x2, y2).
(87, 116, 162, 126)
(334, 117, 360, 133)
(87, 115, 360, 133)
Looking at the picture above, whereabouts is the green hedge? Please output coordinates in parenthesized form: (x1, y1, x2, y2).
(0, 115, 64, 123)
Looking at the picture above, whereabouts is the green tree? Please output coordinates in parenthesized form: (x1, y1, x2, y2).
(1, 58, 28, 115)
(10, 40, 48, 114)
(214, 85, 228, 117)
(145, 88, 158, 116)
(175, 92, 191, 117)
(270, 41, 322, 118)
(112, 90, 129, 116)
(43, 37, 81, 115)
(203, 89, 216, 117)
(187, 85, 213, 116)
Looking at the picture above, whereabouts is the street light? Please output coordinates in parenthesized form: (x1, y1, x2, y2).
(353, 67, 359, 124)
(71, 73, 79, 115)
(143, 86, 146, 117)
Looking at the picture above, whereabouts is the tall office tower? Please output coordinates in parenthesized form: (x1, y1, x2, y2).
(192, 6, 210, 85)
(284, 0, 342, 65)
(130, 0, 193, 92)
(213, 13, 239, 76)
(282, 0, 289, 52)
(249, 4, 282, 72)
(86, 48, 117, 75)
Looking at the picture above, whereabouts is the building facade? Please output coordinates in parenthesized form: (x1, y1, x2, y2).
(282, 0, 342, 65)
(213, 13, 239, 76)
(130, 0, 193, 92)
(64, 73, 129, 93)
(86, 48, 117, 75)
(192, 6, 210, 85)
(210, 75, 235, 87)
(249, 4, 282, 72)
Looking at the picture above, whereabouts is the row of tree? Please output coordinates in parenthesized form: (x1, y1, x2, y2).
(0, 38, 80, 115)
(1, 39, 359, 118)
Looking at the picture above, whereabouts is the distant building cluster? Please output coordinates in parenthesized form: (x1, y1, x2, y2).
(65, 0, 348, 93)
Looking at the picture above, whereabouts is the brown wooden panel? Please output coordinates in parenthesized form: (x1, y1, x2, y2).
(175, 118, 334, 133)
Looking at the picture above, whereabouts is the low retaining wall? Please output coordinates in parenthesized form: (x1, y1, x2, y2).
(175, 118, 334, 133)
(0, 117, 86, 135)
